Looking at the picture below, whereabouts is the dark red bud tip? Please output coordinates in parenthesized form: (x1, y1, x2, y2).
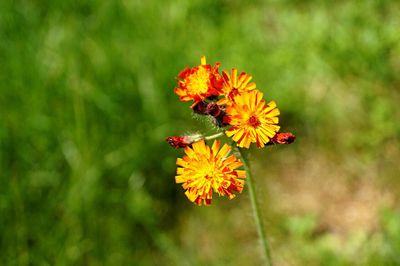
(166, 136, 190, 149)
(206, 102, 221, 117)
(271, 132, 296, 145)
(192, 101, 208, 115)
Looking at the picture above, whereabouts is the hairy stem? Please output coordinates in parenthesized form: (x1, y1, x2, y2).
(204, 132, 225, 141)
(237, 148, 273, 266)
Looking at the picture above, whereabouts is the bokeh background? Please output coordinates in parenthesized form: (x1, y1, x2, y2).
(1, 0, 400, 265)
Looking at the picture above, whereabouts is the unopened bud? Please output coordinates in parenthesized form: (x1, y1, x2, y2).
(206, 102, 221, 117)
(270, 132, 296, 145)
(192, 101, 208, 115)
(166, 133, 203, 149)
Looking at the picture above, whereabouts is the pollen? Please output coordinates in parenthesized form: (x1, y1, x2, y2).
(185, 66, 210, 95)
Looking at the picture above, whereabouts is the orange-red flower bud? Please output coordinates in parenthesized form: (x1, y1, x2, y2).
(166, 136, 190, 149)
(270, 132, 296, 145)
(166, 133, 203, 149)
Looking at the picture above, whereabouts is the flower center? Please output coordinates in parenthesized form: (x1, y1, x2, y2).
(186, 67, 210, 94)
(199, 162, 217, 181)
(248, 115, 261, 128)
(204, 174, 213, 180)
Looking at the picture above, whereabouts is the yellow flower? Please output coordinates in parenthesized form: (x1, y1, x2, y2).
(224, 90, 280, 148)
(174, 56, 223, 107)
(175, 140, 246, 205)
(217, 68, 257, 106)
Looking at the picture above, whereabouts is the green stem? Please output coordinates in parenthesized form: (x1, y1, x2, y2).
(204, 132, 224, 141)
(237, 148, 273, 266)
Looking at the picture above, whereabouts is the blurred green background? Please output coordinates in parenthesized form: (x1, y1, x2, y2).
(1, 0, 400, 265)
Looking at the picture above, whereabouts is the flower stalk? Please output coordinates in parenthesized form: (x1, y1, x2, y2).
(237, 148, 273, 266)
(204, 132, 225, 141)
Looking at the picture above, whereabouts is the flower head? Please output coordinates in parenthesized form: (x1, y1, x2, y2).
(224, 90, 280, 148)
(175, 140, 246, 205)
(217, 68, 257, 106)
(174, 56, 223, 107)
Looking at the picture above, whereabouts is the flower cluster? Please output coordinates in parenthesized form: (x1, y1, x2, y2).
(167, 56, 295, 205)
(174, 56, 281, 148)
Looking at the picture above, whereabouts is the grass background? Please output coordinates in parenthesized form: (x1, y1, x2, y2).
(1, 0, 400, 265)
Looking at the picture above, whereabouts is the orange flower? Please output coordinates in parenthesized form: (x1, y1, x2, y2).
(175, 140, 246, 205)
(217, 68, 257, 106)
(224, 90, 280, 148)
(174, 56, 223, 107)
